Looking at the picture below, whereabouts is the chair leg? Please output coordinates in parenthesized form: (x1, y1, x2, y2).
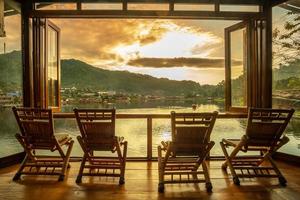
(157, 146, 165, 193)
(119, 141, 127, 185)
(220, 142, 228, 170)
(13, 155, 29, 181)
(220, 141, 240, 185)
(76, 155, 87, 184)
(202, 161, 212, 192)
(267, 155, 287, 186)
(158, 183, 165, 193)
(59, 141, 74, 182)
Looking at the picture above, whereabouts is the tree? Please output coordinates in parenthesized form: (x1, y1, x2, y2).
(273, 10, 300, 65)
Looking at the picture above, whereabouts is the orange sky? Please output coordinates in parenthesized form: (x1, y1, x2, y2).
(1, 15, 246, 85)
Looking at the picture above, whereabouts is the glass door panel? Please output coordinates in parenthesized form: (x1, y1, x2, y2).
(45, 20, 60, 111)
(230, 27, 247, 107)
(225, 22, 248, 112)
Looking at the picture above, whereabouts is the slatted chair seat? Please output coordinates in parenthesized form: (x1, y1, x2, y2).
(220, 107, 294, 186)
(74, 108, 127, 185)
(158, 111, 218, 193)
(12, 107, 74, 181)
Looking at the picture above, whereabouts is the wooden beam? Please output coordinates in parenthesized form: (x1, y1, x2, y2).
(279, 4, 300, 13)
(261, 1, 272, 108)
(4, 10, 19, 16)
(32, 0, 264, 5)
(28, 9, 264, 20)
(21, 1, 34, 107)
(271, 0, 288, 7)
(5, 0, 21, 13)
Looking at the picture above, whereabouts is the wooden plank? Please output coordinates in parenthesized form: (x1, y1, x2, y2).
(33, 0, 264, 5)
(1, 161, 300, 199)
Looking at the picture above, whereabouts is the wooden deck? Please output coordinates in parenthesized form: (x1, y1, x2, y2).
(0, 160, 299, 200)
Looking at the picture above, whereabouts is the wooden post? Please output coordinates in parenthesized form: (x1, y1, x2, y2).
(215, 0, 220, 12)
(76, 1, 82, 10)
(122, 0, 127, 11)
(169, 0, 174, 12)
(22, 1, 34, 107)
(0, 0, 5, 37)
(147, 117, 152, 161)
(262, 1, 272, 108)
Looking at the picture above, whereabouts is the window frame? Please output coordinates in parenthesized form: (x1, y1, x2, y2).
(44, 20, 61, 112)
(225, 21, 250, 113)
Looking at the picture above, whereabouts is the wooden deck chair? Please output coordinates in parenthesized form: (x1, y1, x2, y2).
(12, 107, 74, 181)
(74, 108, 128, 185)
(158, 111, 218, 193)
(220, 108, 294, 186)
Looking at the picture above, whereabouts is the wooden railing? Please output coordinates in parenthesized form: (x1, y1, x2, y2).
(53, 112, 247, 160)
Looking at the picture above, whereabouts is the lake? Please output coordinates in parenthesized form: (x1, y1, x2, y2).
(0, 101, 299, 158)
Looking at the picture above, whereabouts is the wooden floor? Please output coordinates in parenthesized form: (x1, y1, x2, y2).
(0, 160, 299, 200)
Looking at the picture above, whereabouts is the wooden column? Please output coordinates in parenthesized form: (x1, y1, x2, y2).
(21, 1, 34, 107)
(0, 0, 5, 37)
(261, 1, 272, 108)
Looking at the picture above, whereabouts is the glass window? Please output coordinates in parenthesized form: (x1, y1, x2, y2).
(47, 26, 59, 108)
(82, 3, 123, 10)
(174, 4, 214, 11)
(230, 27, 247, 107)
(220, 5, 259, 12)
(0, 14, 23, 157)
(272, 1, 300, 157)
(36, 3, 77, 10)
(127, 3, 169, 11)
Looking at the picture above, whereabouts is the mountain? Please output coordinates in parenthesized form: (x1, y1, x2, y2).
(0, 51, 214, 96)
(273, 59, 300, 81)
(2, 50, 299, 96)
(61, 59, 207, 96)
(0, 51, 22, 91)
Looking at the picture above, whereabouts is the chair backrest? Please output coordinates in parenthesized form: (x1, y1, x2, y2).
(74, 108, 116, 151)
(12, 106, 55, 149)
(246, 108, 294, 148)
(171, 111, 218, 155)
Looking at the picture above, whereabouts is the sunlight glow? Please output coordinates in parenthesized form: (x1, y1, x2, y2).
(111, 22, 221, 62)
(139, 30, 216, 58)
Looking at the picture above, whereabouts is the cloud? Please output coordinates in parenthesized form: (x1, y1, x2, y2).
(127, 57, 242, 68)
(50, 19, 170, 64)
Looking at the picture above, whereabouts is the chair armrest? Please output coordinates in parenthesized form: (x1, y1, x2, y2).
(222, 138, 241, 147)
(161, 141, 171, 151)
(273, 135, 290, 152)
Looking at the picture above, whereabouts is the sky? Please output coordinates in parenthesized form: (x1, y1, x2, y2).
(2, 4, 292, 85)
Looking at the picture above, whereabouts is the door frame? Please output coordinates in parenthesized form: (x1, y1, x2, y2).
(225, 21, 250, 113)
(44, 19, 61, 112)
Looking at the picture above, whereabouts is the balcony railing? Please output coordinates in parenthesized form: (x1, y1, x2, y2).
(53, 112, 247, 160)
